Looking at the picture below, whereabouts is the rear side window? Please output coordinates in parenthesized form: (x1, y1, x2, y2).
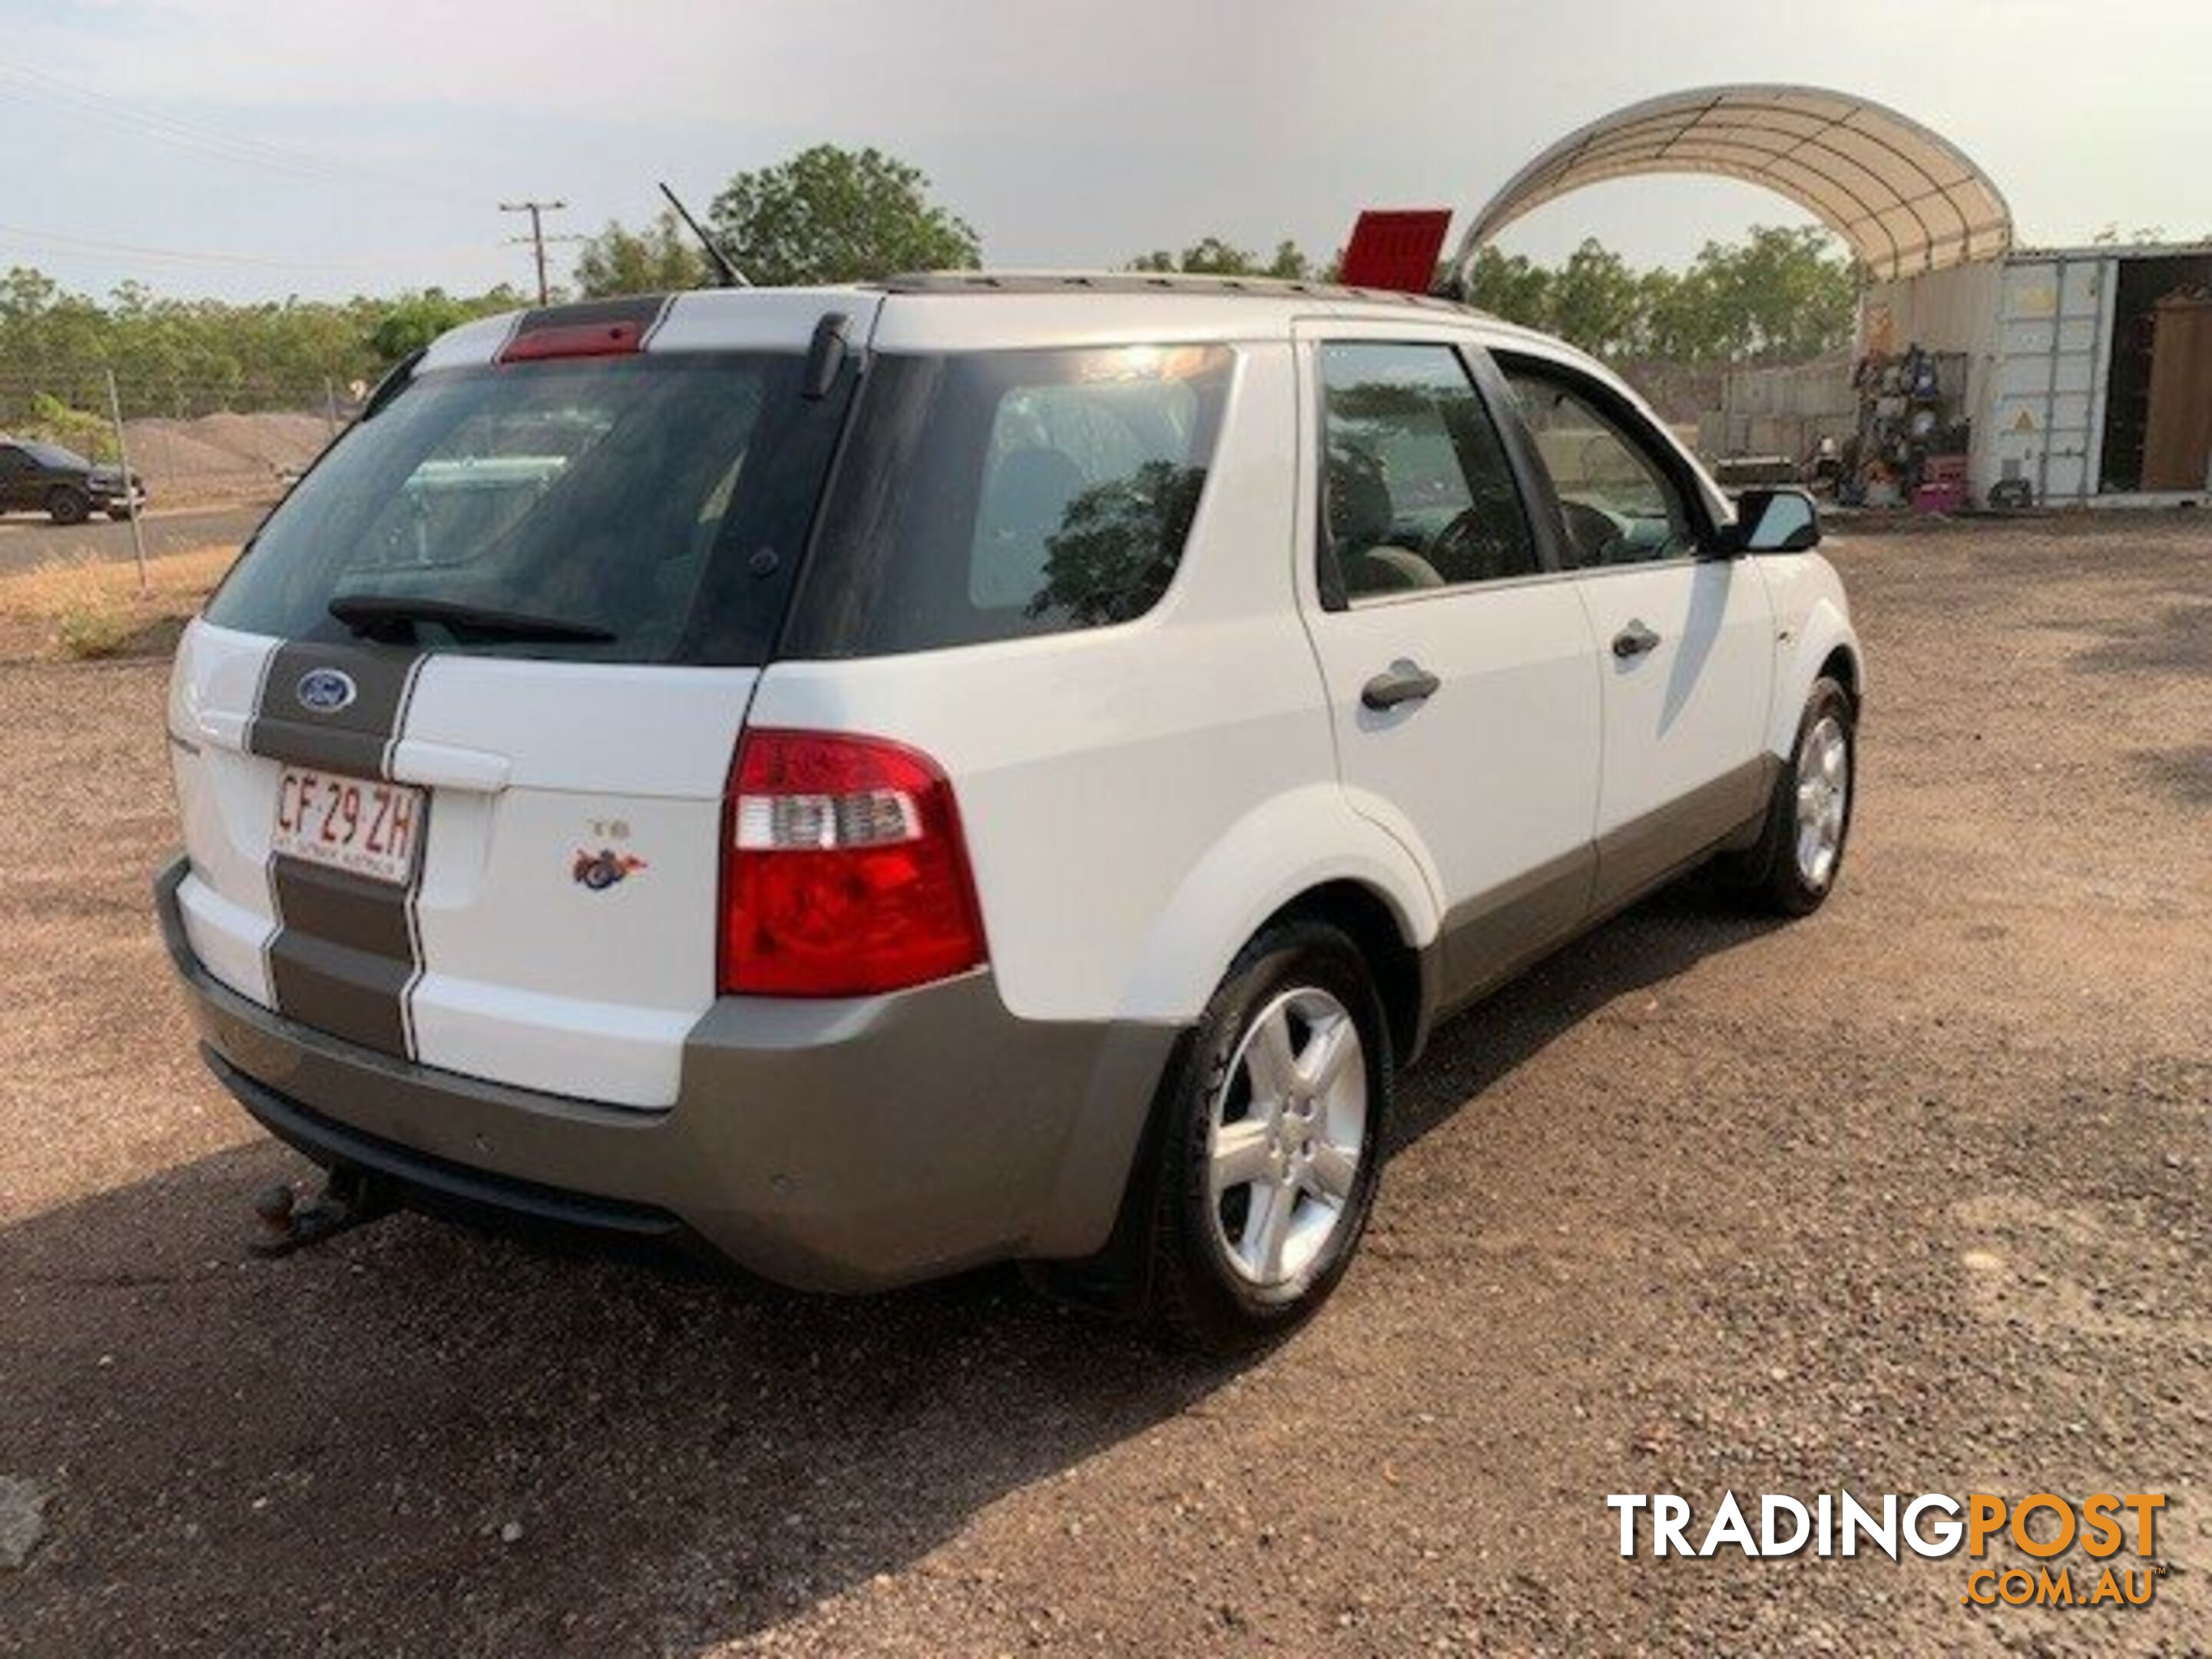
(783, 345, 1233, 657)
(205, 352, 853, 664)
(1318, 342, 1538, 602)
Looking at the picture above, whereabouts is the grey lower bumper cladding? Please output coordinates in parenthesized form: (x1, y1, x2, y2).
(154, 857, 1180, 1291)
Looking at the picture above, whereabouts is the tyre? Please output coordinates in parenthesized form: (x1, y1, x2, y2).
(1724, 675, 1855, 916)
(47, 486, 90, 526)
(106, 505, 134, 521)
(1146, 919, 1390, 1353)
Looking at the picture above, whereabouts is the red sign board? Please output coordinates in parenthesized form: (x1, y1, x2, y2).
(1338, 210, 1453, 293)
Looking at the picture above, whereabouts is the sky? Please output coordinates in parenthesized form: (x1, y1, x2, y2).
(0, 0, 2204, 303)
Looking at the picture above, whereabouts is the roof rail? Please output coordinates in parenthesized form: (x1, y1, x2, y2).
(872, 269, 1487, 315)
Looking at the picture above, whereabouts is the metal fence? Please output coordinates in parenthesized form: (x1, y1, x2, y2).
(0, 371, 353, 505)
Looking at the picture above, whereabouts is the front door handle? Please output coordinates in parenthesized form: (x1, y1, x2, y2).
(1361, 659, 1442, 710)
(1611, 620, 1661, 660)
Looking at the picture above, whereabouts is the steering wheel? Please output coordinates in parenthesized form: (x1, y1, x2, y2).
(1557, 498, 1624, 567)
(1429, 505, 1516, 583)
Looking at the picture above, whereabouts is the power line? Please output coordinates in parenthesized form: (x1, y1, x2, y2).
(0, 63, 591, 296)
(0, 68, 339, 184)
(0, 219, 501, 273)
(0, 61, 480, 208)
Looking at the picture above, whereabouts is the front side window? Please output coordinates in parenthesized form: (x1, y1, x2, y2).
(205, 351, 853, 664)
(1502, 366, 1697, 568)
(784, 344, 1233, 657)
(1318, 342, 1539, 603)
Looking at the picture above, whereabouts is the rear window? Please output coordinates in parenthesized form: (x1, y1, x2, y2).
(781, 344, 1233, 657)
(205, 352, 853, 664)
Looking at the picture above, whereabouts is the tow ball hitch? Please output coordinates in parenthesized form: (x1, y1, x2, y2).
(250, 1168, 393, 1257)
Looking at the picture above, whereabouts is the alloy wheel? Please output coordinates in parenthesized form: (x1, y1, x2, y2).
(1207, 985, 1368, 1286)
(1793, 714, 1849, 890)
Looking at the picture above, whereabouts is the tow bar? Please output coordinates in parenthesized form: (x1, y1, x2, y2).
(250, 1168, 393, 1257)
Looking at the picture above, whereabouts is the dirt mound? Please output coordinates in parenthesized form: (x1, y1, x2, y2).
(122, 409, 336, 503)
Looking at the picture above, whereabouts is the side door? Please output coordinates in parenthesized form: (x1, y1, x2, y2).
(1492, 354, 1776, 909)
(1295, 326, 1601, 1012)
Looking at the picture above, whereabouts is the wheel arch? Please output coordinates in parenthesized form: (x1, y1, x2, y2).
(1111, 782, 1440, 1032)
(1254, 879, 1427, 1068)
(1026, 833, 1435, 1288)
(1819, 641, 1862, 711)
(1768, 596, 1863, 758)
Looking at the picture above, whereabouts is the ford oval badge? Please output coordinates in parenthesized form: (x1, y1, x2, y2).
(296, 667, 357, 714)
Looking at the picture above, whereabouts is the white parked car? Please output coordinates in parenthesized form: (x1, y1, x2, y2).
(158, 279, 1859, 1349)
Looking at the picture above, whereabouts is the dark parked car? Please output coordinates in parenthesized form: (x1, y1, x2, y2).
(0, 439, 146, 524)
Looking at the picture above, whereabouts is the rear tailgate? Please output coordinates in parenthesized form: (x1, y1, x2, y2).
(171, 631, 750, 1107)
(168, 290, 876, 1109)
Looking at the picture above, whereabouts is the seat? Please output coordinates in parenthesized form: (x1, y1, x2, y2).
(1326, 449, 1442, 594)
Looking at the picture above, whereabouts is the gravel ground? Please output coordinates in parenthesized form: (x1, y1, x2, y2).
(0, 514, 2205, 1655)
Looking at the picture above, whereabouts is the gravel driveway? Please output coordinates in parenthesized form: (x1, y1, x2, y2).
(1, 513, 2204, 1655)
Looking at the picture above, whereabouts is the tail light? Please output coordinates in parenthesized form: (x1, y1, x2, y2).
(719, 729, 988, 997)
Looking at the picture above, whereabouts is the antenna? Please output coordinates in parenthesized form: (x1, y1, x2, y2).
(659, 182, 747, 287)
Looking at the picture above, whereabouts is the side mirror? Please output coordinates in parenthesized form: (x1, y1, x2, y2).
(1719, 486, 1822, 555)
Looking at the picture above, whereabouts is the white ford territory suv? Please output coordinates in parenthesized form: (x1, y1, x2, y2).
(158, 278, 1859, 1349)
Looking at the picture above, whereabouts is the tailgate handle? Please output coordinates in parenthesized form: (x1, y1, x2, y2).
(387, 740, 510, 793)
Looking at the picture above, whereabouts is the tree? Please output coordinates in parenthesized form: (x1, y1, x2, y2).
(1128, 237, 1313, 278)
(366, 286, 522, 366)
(573, 210, 709, 298)
(1027, 462, 1207, 627)
(27, 391, 115, 462)
(1263, 240, 1312, 281)
(1638, 263, 1716, 363)
(1688, 225, 1856, 363)
(1548, 239, 1643, 358)
(2092, 223, 2169, 247)
(707, 144, 978, 285)
(1458, 246, 1552, 329)
(1455, 225, 1855, 364)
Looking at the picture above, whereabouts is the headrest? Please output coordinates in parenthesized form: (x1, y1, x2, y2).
(1326, 447, 1393, 550)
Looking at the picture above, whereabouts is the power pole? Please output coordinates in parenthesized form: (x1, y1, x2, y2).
(500, 198, 571, 306)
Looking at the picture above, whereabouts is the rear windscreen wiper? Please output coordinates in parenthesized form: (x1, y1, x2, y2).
(329, 594, 616, 644)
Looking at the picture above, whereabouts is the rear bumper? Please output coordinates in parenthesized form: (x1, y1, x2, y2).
(155, 856, 1179, 1291)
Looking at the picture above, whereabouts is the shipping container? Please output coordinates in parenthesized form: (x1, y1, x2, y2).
(1861, 243, 2212, 505)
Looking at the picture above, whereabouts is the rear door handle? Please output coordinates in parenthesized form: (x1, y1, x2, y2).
(1611, 621, 1661, 660)
(1361, 659, 1441, 710)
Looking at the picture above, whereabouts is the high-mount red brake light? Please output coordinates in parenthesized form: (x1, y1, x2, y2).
(497, 320, 645, 363)
(718, 729, 988, 998)
(495, 295, 667, 363)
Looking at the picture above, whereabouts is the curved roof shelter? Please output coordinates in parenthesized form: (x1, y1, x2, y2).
(1453, 84, 2012, 284)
